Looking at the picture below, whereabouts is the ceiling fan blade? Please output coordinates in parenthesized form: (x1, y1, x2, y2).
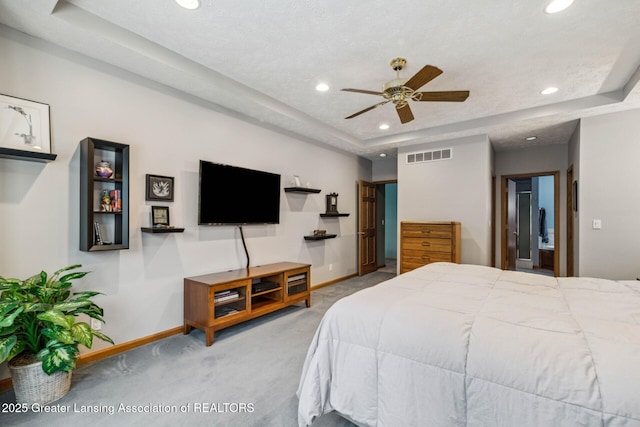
(345, 100, 390, 119)
(396, 104, 414, 124)
(341, 88, 384, 96)
(416, 91, 470, 102)
(404, 65, 443, 91)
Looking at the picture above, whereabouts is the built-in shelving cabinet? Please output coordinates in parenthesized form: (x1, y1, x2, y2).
(79, 137, 129, 252)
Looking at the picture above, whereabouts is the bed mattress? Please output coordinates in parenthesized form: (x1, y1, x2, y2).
(297, 263, 640, 426)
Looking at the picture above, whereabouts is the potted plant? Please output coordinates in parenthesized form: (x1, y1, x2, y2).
(0, 264, 113, 404)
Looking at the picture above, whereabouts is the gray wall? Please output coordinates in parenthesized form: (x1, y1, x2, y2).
(398, 134, 493, 266)
(372, 156, 397, 182)
(578, 109, 640, 279)
(568, 123, 581, 274)
(0, 27, 370, 378)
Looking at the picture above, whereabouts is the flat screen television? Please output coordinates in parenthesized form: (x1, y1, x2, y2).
(198, 160, 281, 225)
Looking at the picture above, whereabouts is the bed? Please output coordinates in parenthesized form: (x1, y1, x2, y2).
(297, 262, 640, 426)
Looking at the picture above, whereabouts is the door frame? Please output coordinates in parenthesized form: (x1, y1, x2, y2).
(566, 165, 575, 276)
(501, 171, 560, 276)
(373, 179, 398, 270)
(358, 180, 378, 276)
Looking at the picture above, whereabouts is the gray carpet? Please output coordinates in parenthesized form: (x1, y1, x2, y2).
(0, 271, 395, 426)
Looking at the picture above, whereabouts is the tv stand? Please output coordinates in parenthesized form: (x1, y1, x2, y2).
(183, 262, 311, 346)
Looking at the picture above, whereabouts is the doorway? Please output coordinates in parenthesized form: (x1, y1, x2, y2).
(357, 179, 398, 276)
(376, 181, 398, 274)
(501, 171, 560, 276)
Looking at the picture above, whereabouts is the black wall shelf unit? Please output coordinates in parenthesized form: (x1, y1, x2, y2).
(284, 187, 321, 194)
(80, 137, 130, 252)
(141, 227, 185, 233)
(0, 147, 57, 162)
(304, 234, 337, 241)
(320, 213, 350, 217)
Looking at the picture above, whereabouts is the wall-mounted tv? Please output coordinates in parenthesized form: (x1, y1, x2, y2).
(198, 160, 281, 225)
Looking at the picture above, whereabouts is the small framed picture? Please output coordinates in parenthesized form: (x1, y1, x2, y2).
(0, 93, 51, 154)
(151, 206, 170, 227)
(146, 174, 174, 201)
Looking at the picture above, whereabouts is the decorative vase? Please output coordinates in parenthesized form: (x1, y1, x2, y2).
(95, 160, 113, 178)
(8, 354, 72, 405)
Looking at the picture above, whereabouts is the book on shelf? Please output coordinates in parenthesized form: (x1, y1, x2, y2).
(93, 222, 103, 245)
(288, 274, 307, 282)
(214, 290, 240, 303)
(109, 189, 122, 212)
(216, 306, 240, 317)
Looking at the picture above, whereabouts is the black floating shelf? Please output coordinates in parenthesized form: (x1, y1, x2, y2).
(284, 187, 321, 194)
(0, 147, 57, 162)
(141, 227, 185, 233)
(320, 213, 350, 217)
(88, 244, 128, 252)
(304, 234, 337, 241)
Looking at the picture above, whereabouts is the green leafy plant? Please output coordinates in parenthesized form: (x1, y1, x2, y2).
(0, 264, 113, 374)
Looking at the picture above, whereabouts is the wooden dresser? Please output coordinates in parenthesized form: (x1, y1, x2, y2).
(400, 221, 461, 273)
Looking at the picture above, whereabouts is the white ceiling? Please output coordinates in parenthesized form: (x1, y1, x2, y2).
(1, 0, 640, 160)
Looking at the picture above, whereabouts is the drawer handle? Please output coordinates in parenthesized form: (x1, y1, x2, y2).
(422, 230, 431, 234)
(421, 243, 431, 247)
(422, 256, 431, 260)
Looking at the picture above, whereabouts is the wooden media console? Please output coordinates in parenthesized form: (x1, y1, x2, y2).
(183, 262, 311, 346)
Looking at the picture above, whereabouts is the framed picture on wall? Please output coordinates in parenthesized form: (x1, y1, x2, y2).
(151, 206, 170, 227)
(146, 174, 174, 201)
(0, 93, 51, 154)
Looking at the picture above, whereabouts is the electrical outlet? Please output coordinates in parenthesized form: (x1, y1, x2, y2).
(91, 318, 102, 331)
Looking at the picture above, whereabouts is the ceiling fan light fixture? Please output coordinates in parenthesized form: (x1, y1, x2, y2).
(315, 82, 329, 92)
(541, 87, 558, 95)
(545, 0, 574, 14)
(176, 0, 200, 10)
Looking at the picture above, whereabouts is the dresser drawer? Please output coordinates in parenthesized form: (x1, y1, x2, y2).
(402, 251, 453, 265)
(402, 237, 452, 253)
(401, 224, 453, 239)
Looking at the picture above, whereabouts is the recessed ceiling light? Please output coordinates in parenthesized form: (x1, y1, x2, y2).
(379, 123, 389, 130)
(315, 83, 329, 92)
(176, 0, 200, 10)
(379, 153, 387, 158)
(541, 87, 558, 95)
(525, 136, 537, 141)
(545, 0, 574, 14)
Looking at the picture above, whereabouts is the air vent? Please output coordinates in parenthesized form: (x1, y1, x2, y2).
(406, 148, 452, 164)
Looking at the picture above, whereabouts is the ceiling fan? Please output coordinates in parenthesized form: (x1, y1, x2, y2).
(342, 58, 470, 124)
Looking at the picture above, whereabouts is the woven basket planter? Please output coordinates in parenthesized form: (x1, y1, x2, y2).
(9, 354, 72, 405)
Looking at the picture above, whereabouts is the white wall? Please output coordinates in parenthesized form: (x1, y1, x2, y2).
(493, 144, 568, 276)
(0, 27, 369, 378)
(578, 108, 640, 279)
(398, 134, 493, 265)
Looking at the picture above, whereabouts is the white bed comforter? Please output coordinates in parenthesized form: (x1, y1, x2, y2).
(297, 263, 640, 427)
